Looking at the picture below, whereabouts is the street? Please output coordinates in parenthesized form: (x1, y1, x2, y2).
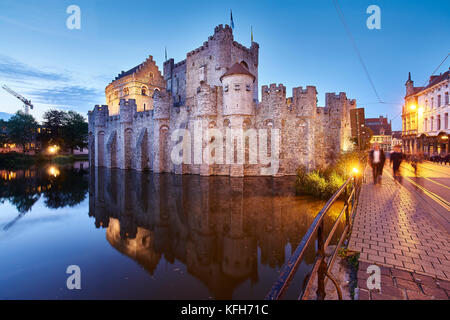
(349, 160, 450, 300)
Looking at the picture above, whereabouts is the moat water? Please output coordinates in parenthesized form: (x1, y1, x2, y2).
(0, 163, 345, 299)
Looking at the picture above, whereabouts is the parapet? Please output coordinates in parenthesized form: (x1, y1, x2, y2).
(326, 92, 348, 103)
(153, 89, 172, 120)
(91, 104, 109, 127)
(262, 84, 286, 97)
(119, 99, 137, 123)
(214, 24, 233, 35)
(293, 86, 317, 97)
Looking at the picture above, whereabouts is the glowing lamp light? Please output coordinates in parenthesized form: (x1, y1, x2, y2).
(48, 145, 59, 154)
(409, 105, 416, 110)
(352, 167, 359, 175)
(48, 166, 60, 178)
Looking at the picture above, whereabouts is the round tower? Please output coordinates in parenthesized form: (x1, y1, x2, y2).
(220, 62, 255, 116)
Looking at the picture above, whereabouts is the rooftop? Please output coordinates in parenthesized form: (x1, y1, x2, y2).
(220, 62, 256, 82)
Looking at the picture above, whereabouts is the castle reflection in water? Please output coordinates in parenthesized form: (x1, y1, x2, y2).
(88, 168, 342, 299)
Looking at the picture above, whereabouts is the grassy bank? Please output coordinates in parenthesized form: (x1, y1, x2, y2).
(0, 152, 88, 169)
(296, 151, 366, 199)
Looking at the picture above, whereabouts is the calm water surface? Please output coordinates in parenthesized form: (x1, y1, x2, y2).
(0, 164, 344, 299)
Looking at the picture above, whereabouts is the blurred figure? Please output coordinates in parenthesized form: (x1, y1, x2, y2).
(410, 153, 422, 176)
(369, 143, 386, 185)
(390, 145, 404, 182)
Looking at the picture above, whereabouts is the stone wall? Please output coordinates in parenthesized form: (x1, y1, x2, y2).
(88, 24, 356, 177)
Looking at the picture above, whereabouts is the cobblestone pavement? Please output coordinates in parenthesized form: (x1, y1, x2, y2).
(348, 166, 450, 299)
(356, 261, 449, 300)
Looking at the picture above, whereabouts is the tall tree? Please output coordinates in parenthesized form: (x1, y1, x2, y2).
(62, 110, 88, 154)
(42, 109, 66, 147)
(0, 119, 9, 146)
(7, 111, 38, 153)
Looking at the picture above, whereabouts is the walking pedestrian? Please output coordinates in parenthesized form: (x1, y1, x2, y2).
(369, 143, 386, 185)
(390, 145, 403, 182)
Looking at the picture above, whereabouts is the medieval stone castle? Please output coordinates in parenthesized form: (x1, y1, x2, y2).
(88, 24, 356, 177)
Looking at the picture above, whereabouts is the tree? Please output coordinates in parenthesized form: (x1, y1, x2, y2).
(42, 109, 66, 147)
(0, 119, 9, 146)
(62, 110, 88, 154)
(7, 111, 38, 153)
(360, 127, 373, 151)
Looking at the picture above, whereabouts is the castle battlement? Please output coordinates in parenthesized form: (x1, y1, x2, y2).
(262, 84, 286, 94)
(89, 22, 356, 176)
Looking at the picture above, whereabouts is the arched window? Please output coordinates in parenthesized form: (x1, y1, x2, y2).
(240, 61, 249, 70)
(123, 88, 129, 96)
(141, 86, 147, 96)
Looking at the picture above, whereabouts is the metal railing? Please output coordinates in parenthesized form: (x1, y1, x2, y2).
(265, 174, 362, 300)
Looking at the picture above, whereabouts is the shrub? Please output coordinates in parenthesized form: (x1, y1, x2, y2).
(296, 150, 365, 199)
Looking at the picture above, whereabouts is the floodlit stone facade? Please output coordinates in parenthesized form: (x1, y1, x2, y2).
(402, 70, 450, 154)
(88, 24, 356, 176)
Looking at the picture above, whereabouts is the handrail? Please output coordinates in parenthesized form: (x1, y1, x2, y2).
(265, 174, 361, 300)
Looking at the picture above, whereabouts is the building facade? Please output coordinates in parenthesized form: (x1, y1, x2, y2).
(365, 116, 393, 152)
(88, 24, 356, 177)
(402, 70, 450, 155)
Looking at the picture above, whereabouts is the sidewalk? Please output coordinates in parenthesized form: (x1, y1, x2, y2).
(348, 167, 450, 300)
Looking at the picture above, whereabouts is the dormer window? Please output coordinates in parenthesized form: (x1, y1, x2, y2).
(224, 85, 228, 92)
(234, 84, 240, 91)
(246, 84, 251, 91)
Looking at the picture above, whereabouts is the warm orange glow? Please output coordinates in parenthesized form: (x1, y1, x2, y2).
(352, 167, 359, 175)
(47, 166, 60, 177)
(409, 104, 416, 110)
(48, 145, 59, 154)
(1, 171, 17, 181)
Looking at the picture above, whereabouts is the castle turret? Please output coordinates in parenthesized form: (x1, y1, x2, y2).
(220, 62, 255, 116)
(293, 86, 317, 116)
(195, 82, 218, 117)
(93, 104, 109, 128)
(153, 89, 172, 120)
(119, 99, 137, 124)
(405, 72, 415, 96)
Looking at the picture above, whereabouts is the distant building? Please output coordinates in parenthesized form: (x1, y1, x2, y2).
(391, 130, 402, 149)
(0, 123, 43, 154)
(365, 116, 393, 152)
(402, 70, 449, 154)
(350, 108, 371, 149)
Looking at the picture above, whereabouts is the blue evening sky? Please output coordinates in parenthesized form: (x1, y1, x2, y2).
(0, 0, 448, 129)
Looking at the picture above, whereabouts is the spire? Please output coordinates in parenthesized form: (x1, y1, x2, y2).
(230, 10, 235, 29)
(165, 47, 167, 61)
(408, 72, 411, 82)
(251, 26, 253, 42)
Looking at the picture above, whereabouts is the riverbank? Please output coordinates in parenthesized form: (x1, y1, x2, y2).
(0, 152, 88, 170)
(296, 150, 367, 199)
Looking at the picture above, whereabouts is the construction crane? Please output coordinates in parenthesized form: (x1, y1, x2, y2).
(2, 85, 34, 114)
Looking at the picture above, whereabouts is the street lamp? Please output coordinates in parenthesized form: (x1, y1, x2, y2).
(48, 145, 59, 155)
(410, 104, 416, 111)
